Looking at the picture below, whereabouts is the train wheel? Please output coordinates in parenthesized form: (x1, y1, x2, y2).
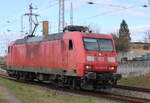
(69, 78, 76, 89)
(16, 72, 21, 80)
(93, 81, 98, 90)
(16, 74, 20, 80)
(80, 79, 88, 89)
(111, 79, 117, 87)
(75, 78, 81, 90)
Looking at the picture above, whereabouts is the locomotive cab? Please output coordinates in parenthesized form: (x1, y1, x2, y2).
(82, 36, 121, 87)
(63, 26, 121, 88)
(83, 37, 117, 72)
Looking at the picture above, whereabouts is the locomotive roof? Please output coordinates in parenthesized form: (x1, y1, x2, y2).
(14, 32, 112, 45)
(15, 33, 64, 45)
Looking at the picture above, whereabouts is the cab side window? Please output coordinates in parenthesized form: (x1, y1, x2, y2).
(69, 40, 73, 50)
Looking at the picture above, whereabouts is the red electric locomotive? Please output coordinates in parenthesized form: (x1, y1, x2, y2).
(6, 26, 121, 89)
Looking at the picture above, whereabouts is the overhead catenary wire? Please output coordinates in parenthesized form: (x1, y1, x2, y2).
(0, 0, 60, 34)
(0, 0, 149, 34)
(78, 3, 149, 22)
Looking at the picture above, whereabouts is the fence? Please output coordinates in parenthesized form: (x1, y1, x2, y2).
(117, 61, 150, 77)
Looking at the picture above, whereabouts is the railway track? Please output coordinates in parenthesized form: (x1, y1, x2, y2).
(0, 73, 150, 103)
(115, 85, 150, 93)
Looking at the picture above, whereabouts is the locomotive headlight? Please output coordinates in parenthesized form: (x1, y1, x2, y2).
(108, 57, 116, 62)
(108, 67, 115, 70)
(85, 65, 93, 69)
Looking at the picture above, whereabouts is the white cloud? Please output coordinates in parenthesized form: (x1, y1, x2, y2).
(115, 8, 148, 17)
(85, 0, 150, 18)
(129, 24, 150, 33)
(65, 0, 87, 10)
(138, 0, 149, 3)
(95, 0, 131, 9)
(99, 24, 150, 42)
(129, 25, 150, 41)
(101, 24, 150, 34)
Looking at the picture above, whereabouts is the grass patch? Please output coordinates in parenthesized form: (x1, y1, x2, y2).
(0, 78, 120, 103)
(0, 57, 4, 64)
(0, 96, 8, 103)
(118, 73, 150, 88)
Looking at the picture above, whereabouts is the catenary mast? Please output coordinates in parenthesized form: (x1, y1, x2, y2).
(58, 0, 65, 33)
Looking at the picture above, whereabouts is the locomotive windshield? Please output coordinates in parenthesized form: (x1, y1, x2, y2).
(83, 38, 114, 51)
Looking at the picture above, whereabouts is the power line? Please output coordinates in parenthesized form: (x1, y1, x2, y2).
(35, 1, 59, 13)
(0, 0, 59, 34)
(79, 4, 149, 21)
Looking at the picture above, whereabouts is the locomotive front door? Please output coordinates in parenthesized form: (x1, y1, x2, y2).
(62, 39, 75, 69)
(67, 39, 75, 68)
(62, 39, 68, 67)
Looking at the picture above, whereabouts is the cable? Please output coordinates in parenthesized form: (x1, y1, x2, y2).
(0, 0, 71, 34)
(35, 1, 59, 13)
(79, 4, 149, 22)
(0, 0, 57, 33)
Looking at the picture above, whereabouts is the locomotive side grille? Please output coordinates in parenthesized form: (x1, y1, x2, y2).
(95, 66, 106, 69)
(98, 57, 104, 62)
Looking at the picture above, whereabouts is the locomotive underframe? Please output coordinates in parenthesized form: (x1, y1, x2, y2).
(6, 66, 121, 89)
(83, 71, 121, 89)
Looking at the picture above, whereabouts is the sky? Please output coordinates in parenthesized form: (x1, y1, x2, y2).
(0, 0, 150, 55)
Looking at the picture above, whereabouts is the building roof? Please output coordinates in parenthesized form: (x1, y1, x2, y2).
(130, 42, 150, 45)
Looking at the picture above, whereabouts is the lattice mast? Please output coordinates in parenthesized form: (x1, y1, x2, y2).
(70, 1, 73, 25)
(58, 0, 65, 33)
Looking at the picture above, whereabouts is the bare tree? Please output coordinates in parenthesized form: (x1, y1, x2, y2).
(111, 32, 119, 51)
(144, 30, 150, 43)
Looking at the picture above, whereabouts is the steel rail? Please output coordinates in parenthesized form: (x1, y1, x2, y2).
(115, 85, 150, 93)
(0, 73, 150, 103)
